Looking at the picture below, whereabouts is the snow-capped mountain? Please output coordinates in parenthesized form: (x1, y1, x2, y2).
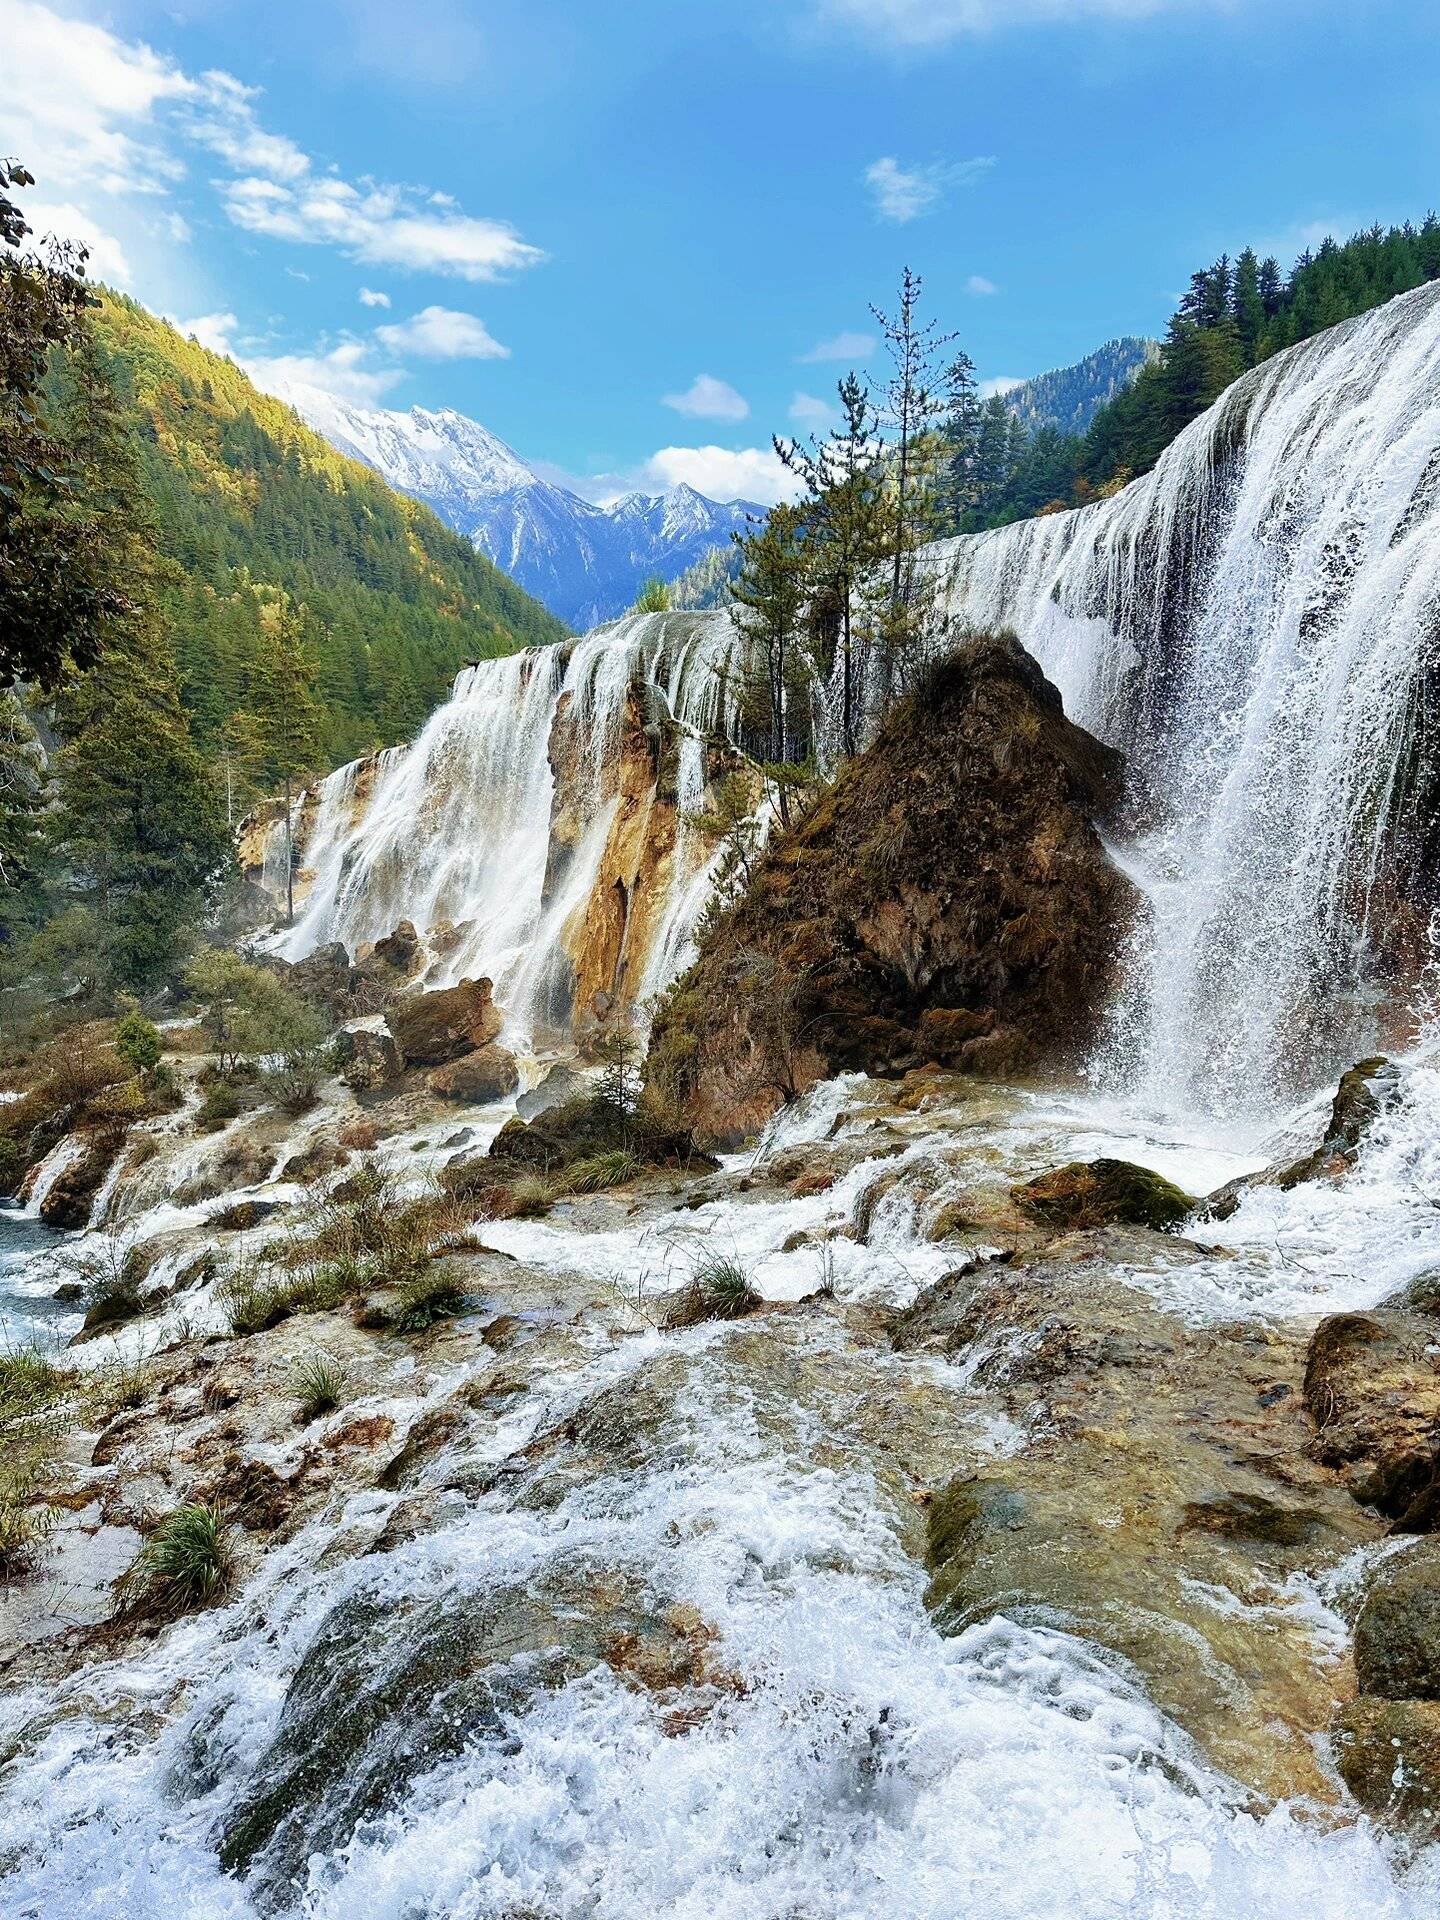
(269, 382, 761, 630)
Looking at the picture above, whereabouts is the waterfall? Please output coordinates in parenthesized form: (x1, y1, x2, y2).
(277, 611, 740, 1041)
(937, 281, 1440, 1115)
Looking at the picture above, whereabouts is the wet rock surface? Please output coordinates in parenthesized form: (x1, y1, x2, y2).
(385, 977, 503, 1065)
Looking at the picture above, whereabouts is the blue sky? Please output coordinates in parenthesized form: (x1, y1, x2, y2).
(4, 0, 1438, 502)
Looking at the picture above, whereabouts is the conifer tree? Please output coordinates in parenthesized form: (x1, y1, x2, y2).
(233, 595, 323, 925)
(728, 503, 809, 817)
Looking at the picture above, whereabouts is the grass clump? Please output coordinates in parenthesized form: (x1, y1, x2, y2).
(0, 1345, 72, 1574)
(293, 1352, 344, 1422)
(508, 1174, 557, 1220)
(378, 1264, 470, 1335)
(115, 1500, 232, 1619)
(565, 1149, 645, 1194)
(661, 1251, 762, 1330)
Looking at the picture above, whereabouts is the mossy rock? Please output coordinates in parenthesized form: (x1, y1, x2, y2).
(1354, 1541, 1440, 1700)
(1333, 1697, 1440, 1832)
(1012, 1157, 1196, 1233)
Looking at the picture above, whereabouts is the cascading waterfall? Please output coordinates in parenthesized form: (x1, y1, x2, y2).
(274, 611, 740, 1041)
(936, 280, 1440, 1115)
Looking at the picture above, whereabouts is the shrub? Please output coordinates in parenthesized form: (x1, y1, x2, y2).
(661, 1250, 762, 1330)
(0, 1346, 70, 1576)
(116, 1501, 232, 1618)
(185, 949, 330, 1086)
(196, 1078, 243, 1132)
(293, 1352, 344, 1422)
(633, 575, 671, 613)
(115, 1010, 162, 1076)
(0, 1452, 58, 1575)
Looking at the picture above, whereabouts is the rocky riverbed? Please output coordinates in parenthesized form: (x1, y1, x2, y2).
(3, 1021, 1440, 1915)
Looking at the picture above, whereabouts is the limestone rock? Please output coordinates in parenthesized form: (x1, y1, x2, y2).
(1354, 1541, 1440, 1698)
(1333, 1697, 1440, 1831)
(335, 1027, 404, 1095)
(1303, 1309, 1440, 1524)
(1012, 1157, 1196, 1233)
(427, 1045, 520, 1104)
(647, 634, 1136, 1147)
(356, 920, 424, 993)
(38, 1130, 125, 1229)
(386, 979, 502, 1066)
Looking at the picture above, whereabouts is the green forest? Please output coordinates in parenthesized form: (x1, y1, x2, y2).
(952, 216, 1440, 530)
(89, 294, 566, 768)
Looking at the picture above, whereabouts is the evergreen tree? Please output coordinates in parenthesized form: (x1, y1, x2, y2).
(728, 503, 809, 812)
(775, 373, 886, 760)
(46, 328, 229, 991)
(228, 594, 323, 924)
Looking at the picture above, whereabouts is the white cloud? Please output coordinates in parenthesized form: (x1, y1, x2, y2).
(373, 304, 509, 360)
(662, 374, 750, 422)
(789, 391, 838, 431)
(0, 2, 545, 288)
(22, 201, 132, 284)
(246, 339, 404, 407)
(865, 155, 994, 223)
(979, 375, 1023, 398)
(177, 310, 240, 355)
(639, 445, 799, 507)
(799, 329, 875, 364)
(184, 71, 310, 182)
(359, 287, 391, 308)
(817, 0, 1208, 46)
(966, 274, 999, 295)
(0, 0, 192, 200)
(222, 173, 544, 281)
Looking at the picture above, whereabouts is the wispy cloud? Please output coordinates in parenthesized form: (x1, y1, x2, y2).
(789, 391, 839, 431)
(246, 339, 406, 407)
(375, 305, 509, 359)
(817, 0, 1208, 47)
(864, 154, 994, 223)
(176, 309, 240, 355)
(662, 374, 750, 422)
(798, 329, 876, 364)
(966, 274, 999, 295)
(358, 287, 391, 308)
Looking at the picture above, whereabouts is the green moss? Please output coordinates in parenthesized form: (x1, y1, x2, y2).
(1013, 1157, 1196, 1233)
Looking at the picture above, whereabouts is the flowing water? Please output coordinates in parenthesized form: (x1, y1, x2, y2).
(6, 289, 1440, 1914)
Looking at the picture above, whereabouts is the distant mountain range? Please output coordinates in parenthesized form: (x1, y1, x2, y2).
(1000, 337, 1159, 438)
(269, 384, 761, 630)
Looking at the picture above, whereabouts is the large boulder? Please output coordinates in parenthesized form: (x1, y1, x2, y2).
(1303, 1309, 1440, 1525)
(1332, 1698, 1440, 1832)
(335, 1027, 404, 1095)
(646, 634, 1136, 1147)
(1354, 1541, 1440, 1698)
(355, 920, 424, 994)
(427, 1045, 520, 1104)
(385, 978, 502, 1066)
(1011, 1157, 1196, 1233)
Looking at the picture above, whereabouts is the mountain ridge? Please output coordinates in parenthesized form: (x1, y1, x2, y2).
(267, 382, 763, 629)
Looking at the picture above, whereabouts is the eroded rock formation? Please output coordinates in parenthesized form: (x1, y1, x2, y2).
(648, 634, 1136, 1145)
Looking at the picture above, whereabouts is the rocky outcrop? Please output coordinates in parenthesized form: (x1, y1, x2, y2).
(335, 1027, 404, 1095)
(647, 634, 1135, 1146)
(427, 1045, 520, 1104)
(1205, 1056, 1406, 1219)
(385, 979, 502, 1066)
(1354, 1541, 1440, 1698)
(38, 1129, 126, 1229)
(1303, 1307, 1440, 1525)
(909, 1236, 1379, 1802)
(1011, 1157, 1196, 1232)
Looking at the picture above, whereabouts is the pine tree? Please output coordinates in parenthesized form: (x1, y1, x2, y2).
(729, 504, 809, 814)
(775, 373, 886, 760)
(232, 595, 324, 925)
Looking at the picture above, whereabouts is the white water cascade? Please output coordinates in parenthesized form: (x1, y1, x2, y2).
(935, 280, 1440, 1115)
(274, 611, 739, 1040)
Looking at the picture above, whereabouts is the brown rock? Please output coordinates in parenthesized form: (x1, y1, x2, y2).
(1354, 1541, 1440, 1698)
(647, 635, 1136, 1147)
(1012, 1158, 1196, 1233)
(386, 979, 502, 1066)
(427, 1045, 520, 1104)
(356, 921, 424, 991)
(336, 1028, 403, 1094)
(1333, 1698, 1440, 1831)
(1303, 1309, 1440, 1524)
(38, 1129, 126, 1229)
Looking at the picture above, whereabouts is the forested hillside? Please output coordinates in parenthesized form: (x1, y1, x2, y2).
(954, 217, 1440, 530)
(87, 295, 566, 765)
